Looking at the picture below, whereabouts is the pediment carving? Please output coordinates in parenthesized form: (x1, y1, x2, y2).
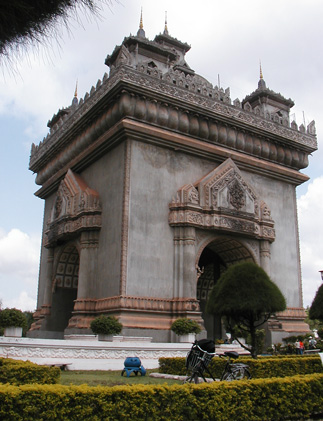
(44, 169, 102, 247)
(169, 158, 275, 242)
(115, 44, 132, 67)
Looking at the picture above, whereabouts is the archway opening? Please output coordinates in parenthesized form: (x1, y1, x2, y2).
(47, 244, 79, 335)
(197, 237, 254, 340)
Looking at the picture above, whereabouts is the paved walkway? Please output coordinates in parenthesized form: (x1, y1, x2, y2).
(150, 372, 217, 383)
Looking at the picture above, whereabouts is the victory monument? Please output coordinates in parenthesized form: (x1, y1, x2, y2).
(28, 17, 317, 342)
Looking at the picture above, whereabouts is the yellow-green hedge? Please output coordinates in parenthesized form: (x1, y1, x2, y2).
(0, 374, 323, 420)
(159, 355, 323, 379)
(0, 358, 60, 385)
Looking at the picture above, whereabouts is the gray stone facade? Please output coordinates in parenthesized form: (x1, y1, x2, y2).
(29, 21, 317, 343)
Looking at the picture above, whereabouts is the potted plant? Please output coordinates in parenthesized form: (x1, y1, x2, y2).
(171, 318, 201, 343)
(0, 308, 27, 337)
(90, 315, 123, 341)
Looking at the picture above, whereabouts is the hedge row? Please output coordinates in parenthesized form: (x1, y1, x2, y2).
(0, 374, 323, 420)
(158, 355, 323, 379)
(0, 358, 60, 385)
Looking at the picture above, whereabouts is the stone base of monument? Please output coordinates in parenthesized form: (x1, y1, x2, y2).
(0, 336, 248, 370)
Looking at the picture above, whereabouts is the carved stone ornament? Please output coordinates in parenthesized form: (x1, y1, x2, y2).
(169, 158, 275, 242)
(29, 64, 317, 186)
(73, 296, 201, 314)
(115, 44, 132, 67)
(44, 169, 102, 247)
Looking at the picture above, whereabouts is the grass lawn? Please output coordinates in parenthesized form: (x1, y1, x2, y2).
(60, 369, 182, 387)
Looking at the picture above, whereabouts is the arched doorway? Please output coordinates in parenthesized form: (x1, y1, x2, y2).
(197, 237, 254, 340)
(47, 244, 79, 334)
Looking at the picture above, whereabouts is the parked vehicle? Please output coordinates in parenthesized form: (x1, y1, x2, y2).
(184, 339, 251, 384)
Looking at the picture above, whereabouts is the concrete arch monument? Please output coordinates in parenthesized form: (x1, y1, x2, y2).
(29, 18, 317, 343)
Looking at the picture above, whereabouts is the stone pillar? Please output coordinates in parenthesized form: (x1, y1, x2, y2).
(260, 240, 271, 276)
(173, 227, 183, 298)
(77, 231, 99, 298)
(43, 247, 54, 307)
(182, 227, 197, 298)
(173, 226, 196, 299)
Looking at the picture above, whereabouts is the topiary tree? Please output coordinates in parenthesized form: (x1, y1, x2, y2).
(309, 284, 323, 321)
(170, 318, 201, 336)
(90, 315, 122, 336)
(0, 308, 27, 329)
(206, 262, 286, 358)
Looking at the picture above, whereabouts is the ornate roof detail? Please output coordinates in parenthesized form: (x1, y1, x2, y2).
(47, 107, 69, 129)
(105, 20, 191, 76)
(243, 82, 294, 109)
(242, 66, 294, 125)
(44, 169, 102, 247)
(114, 44, 132, 67)
(169, 158, 275, 242)
(29, 27, 317, 193)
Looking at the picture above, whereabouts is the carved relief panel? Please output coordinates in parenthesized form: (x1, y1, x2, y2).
(169, 158, 275, 242)
(44, 169, 102, 247)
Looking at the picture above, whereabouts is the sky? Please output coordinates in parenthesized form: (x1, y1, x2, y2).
(0, 0, 322, 312)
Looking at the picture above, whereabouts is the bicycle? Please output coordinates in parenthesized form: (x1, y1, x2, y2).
(219, 350, 251, 381)
(184, 340, 251, 383)
(184, 340, 216, 384)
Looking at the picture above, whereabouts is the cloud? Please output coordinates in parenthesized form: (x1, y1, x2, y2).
(0, 229, 40, 311)
(298, 176, 323, 307)
(0, 229, 40, 280)
(3, 291, 37, 313)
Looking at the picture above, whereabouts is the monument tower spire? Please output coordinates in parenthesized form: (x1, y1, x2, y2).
(260, 61, 263, 79)
(258, 61, 266, 89)
(164, 11, 168, 35)
(72, 79, 78, 106)
(137, 7, 145, 38)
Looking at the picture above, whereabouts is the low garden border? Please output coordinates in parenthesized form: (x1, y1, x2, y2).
(158, 355, 323, 379)
(0, 374, 323, 420)
(0, 358, 60, 385)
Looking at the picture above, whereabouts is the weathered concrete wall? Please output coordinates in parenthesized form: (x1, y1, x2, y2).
(126, 139, 302, 308)
(243, 171, 301, 308)
(126, 141, 216, 298)
(81, 142, 125, 297)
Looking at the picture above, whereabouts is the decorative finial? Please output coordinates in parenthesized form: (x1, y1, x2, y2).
(164, 11, 168, 35)
(72, 79, 78, 106)
(137, 7, 146, 38)
(140, 7, 143, 30)
(258, 61, 266, 90)
(260, 61, 263, 79)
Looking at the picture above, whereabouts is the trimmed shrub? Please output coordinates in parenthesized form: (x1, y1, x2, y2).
(170, 318, 201, 335)
(0, 374, 323, 420)
(159, 355, 323, 379)
(0, 308, 27, 329)
(90, 315, 122, 335)
(0, 358, 60, 385)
